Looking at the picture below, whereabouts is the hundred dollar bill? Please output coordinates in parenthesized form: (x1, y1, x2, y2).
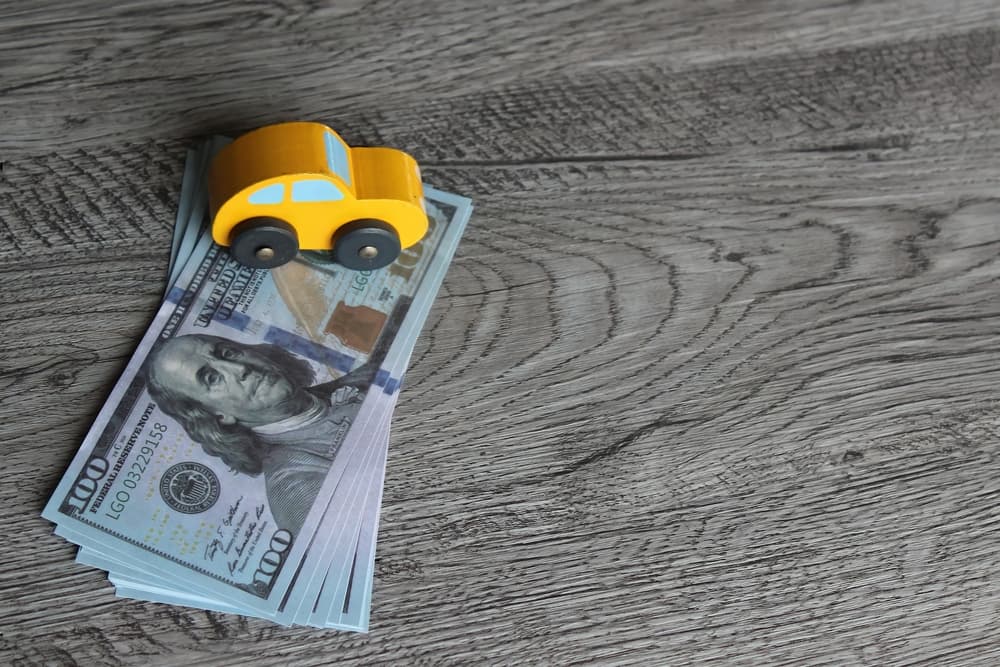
(82, 411, 394, 631)
(58, 412, 384, 624)
(318, 424, 390, 630)
(100, 185, 471, 625)
(43, 167, 472, 618)
(82, 188, 468, 625)
(166, 147, 198, 287)
(73, 393, 395, 622)
(97, 413, 391, 631)
(283, 192, 473, 624)
(308, 319, 436, 628)
(166, 137, 229, 291)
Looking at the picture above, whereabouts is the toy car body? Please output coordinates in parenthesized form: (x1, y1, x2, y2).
(207, 121, 428, 270)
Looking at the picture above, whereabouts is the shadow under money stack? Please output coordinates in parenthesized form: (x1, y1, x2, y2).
(42, 139, 473, 631)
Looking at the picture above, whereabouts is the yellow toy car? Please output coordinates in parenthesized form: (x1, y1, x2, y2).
(207, 121, 428, 270)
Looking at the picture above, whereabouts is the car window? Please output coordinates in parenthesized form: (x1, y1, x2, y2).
(247, 183, 284, 205)
(324, 131, 352, 186)
(291, 179, 344, 202)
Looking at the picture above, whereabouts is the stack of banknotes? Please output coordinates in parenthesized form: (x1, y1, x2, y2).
(42, 137, 473, 631)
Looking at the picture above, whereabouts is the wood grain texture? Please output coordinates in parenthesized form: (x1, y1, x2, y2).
(2, 0, 1000, 664)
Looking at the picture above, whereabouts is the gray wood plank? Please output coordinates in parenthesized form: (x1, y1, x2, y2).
(2, 1, 1000, 665)
(1, 0, 999, 156)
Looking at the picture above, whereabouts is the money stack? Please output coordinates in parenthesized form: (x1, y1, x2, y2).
(42, 138, 473, 631)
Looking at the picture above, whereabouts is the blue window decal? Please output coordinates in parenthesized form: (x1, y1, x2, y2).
(247, 183, 284, 205)
(324, 131, 352, 186)
(291, 179, 344, 202)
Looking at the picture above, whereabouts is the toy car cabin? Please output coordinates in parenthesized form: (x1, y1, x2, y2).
(207, 121, 428, 270)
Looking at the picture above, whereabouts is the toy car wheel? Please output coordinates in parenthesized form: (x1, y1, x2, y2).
(332, 220, 401, 271)
(229, 217, 300, 269)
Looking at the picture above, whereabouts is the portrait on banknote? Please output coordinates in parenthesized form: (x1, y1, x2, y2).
(141, 332, 381, 535)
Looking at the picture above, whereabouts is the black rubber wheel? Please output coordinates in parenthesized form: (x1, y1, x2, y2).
(229, 217, 299, 269)
(332, 220, 401, 271)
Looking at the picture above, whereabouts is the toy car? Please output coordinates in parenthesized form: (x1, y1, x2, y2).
(207, 121, 428, 270)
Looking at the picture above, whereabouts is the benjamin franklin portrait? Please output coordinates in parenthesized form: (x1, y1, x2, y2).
(141, 333, 381, 535)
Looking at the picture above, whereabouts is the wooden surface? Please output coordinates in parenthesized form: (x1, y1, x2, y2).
(3, 0, 1000, 664)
